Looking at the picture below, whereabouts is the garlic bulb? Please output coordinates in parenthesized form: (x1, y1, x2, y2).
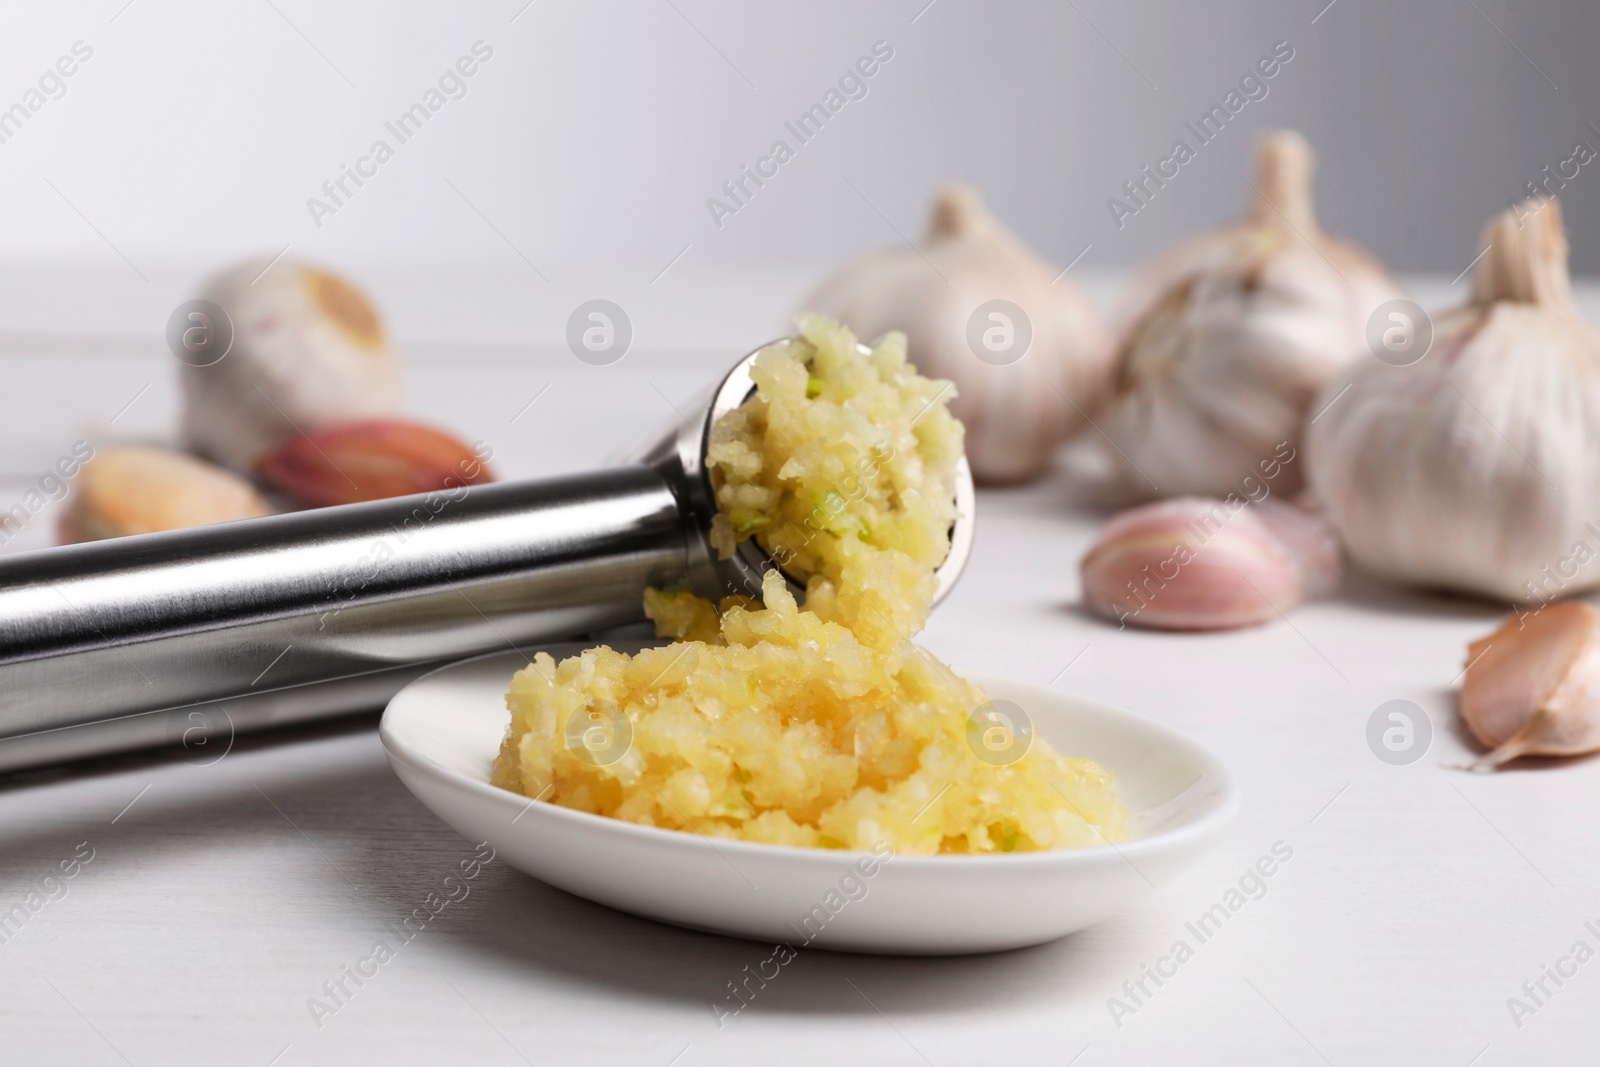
(803, 184, 1110, 484)
(1101, 131, 1403, 498)
(1460, 603, 1600, 769)
(180, 258, 403, 472)
(1081, 495, 1340, 630)
(1307, 198, 1600, 603)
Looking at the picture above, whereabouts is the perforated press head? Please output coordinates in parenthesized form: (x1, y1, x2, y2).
(641, 338, 976, 606)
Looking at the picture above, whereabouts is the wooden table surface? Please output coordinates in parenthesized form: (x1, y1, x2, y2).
(0, 265, 1595, 1066)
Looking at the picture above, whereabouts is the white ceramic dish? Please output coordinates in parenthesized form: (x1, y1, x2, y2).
(380, 646, 1239, 955)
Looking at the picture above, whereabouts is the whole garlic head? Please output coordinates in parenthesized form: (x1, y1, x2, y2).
(1101, 131, 1403, 498)
(1307, 198, 1600, 603)
(180, 258, 403, 471)
(804, 184, 1110, 484)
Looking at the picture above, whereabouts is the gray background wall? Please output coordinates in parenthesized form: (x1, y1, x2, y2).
(1, 0, 1595, 278)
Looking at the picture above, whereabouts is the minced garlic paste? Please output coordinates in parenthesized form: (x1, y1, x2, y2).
(492, 316, 1124, 853)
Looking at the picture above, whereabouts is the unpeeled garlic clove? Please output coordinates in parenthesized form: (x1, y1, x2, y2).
(255, 419, 494, 507)
(181, 258, 403, 472)
(1100, 131, 1404, 498)
(1307, 197, 1600, 603)
(803, 183, 1110, 485)
(1081, 496, 1341, 630)
(1460, 602, 1600, 769)
(58, 445, 271, 543)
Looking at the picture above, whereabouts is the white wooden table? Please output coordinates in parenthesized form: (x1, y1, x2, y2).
(0, 266, 1596, 1066)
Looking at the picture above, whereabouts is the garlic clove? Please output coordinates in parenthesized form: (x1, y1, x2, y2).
(181, 259, 403, 472)
(1460, 602, 1600, 769)
(1306, 197, 1600, 603)
(58, 445, 271, 543)
(804, 183, 1110, 485)
(255, 419, 494, 507)
(1255, 495, 1343, 599)
(1101, 131, 1405, 499)
(1080, 496, 1341, 630)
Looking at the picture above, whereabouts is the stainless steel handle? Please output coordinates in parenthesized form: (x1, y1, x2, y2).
(0, 466, 686, 769)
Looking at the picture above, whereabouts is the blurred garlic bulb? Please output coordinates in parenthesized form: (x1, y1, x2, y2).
(180, 258, 402, 472)
(1081, 495, 1340, 630)
(59, 445, 270, 543)
(804, 184, 1110, 484)
(1101, 131, 1403, 498)
(1307, 198, 1600, 603)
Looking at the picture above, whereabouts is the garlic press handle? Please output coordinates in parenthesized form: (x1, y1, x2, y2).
(0, 467, 687, 771)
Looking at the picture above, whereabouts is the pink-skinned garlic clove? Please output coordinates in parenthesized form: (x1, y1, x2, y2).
(1080, 496, 1342, 631)
(1253, 497, 1343, 598)
(1460, 602, 1600, 770)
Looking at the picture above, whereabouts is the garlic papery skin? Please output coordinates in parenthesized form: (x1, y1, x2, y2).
(803, 184, 1110, 485)
(1080, 495, 1341, 630)
(181, 258, 403, 472)
(1306, 198, 1600, 603)
(1100, 131, 1404, 498)
(1461, 603, 1600, 769)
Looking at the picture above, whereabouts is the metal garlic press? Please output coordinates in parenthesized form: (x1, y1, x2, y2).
(0, 339, 974, 771)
